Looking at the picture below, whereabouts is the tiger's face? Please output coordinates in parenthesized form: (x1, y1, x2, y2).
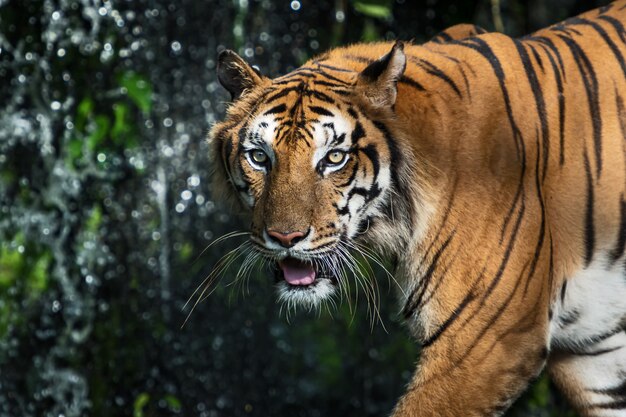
(210, 45, 409, 308)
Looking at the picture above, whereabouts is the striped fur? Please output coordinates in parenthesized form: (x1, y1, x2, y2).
(209, 2, 626, 416)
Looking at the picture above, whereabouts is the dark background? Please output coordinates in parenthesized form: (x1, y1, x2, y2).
(0, 0, 607, 416)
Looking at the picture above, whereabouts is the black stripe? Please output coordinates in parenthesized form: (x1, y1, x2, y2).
(338, 162, 359, 187)
(533, 36, 567, 80)
(265, 88, 295, 104)
(590, 400, 626, 410)
(309, 106, 334, 117)
(371, 121, 416, 230)
(311, 90, 337, 104)
(263, 104, 286, 115)
(333, 202, 350, 216)
(313, 61, 355, 73)
(357, 144, 380, 176)
(523, 132, 547, 296)
(573, 346, 623, 356)
(558, 309, 580, 326)
(431, 31, 453, 43)
(557, 34, 603, 177)
(310, 67, 354, 85)
(535, 41, 566, 165)
(590, 379, 626, 395)
(410, 57, 462, 97)
(483, 197, 525, 301)
(583, 152, 595, 266)
(312, 80, 348, 89)
(571, 18, 626, 77)
(351, 121, 365, 143)
(422, 290, 476, 347)
(598, 15, 626, 44)
(610, 196, 626, 264)
(528, 43, 544, 72)
(347, 186, 369, 200)
(403, 233, 454, 318)
(459, 258, 531, 361)
(399, 75, 426, 91)
(515, 41, 550, 182)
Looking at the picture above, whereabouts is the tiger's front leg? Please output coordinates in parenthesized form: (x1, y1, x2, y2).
(392, 248, 552, 416)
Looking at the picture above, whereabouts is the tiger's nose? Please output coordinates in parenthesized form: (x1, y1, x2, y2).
(266, 228, 309, 248)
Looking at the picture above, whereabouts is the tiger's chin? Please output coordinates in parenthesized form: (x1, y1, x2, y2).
(273, 257, 339, 310)
(276, 279, 337, 310)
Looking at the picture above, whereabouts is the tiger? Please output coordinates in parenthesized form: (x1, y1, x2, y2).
(208, 1, 626, 416)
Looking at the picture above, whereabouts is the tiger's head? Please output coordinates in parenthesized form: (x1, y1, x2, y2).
(209, 43, 426, 308)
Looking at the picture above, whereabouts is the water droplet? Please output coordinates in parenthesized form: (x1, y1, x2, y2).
(97, 153, 106, 162)
(51, 101, 61, 110)
(181, 190, 192, 200)
(175, 203, 185, 213)
(290, 0, 301, 11)
(163, 118, 173, 127)
(187, 174, 200, 187)
(171, 41, 181, 52)
(336, 10, 345, 22)
(57, 48, 66, 57)
(161, 145, 174, 157)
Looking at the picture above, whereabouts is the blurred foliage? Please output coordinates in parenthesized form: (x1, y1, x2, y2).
(0, 0, 609, 416)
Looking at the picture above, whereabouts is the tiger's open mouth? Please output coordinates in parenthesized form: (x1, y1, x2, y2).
(273, 257, 339, 308)
(278, 257, 317, 286)
(274, 257, 338, 288)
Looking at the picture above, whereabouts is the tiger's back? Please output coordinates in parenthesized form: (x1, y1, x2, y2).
(210, 2, 626, 415)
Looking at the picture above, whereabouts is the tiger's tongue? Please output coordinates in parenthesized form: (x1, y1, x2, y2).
(279, 258, 316, 286)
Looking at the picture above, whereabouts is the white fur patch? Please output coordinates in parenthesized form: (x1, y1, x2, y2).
(550, 254, 626, 349)
(311, 115, 352, 169)
(249, 115, 278, 147)
(555, 331, 626, 417)
(276, 279, 336, 311)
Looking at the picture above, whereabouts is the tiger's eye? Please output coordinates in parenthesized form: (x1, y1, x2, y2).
(326, 150, 346, 165)
(251, 150, 268, 164)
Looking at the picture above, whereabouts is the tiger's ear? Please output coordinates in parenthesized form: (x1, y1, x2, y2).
(356, 42, 406, 108)
(217, 49, 264, 100)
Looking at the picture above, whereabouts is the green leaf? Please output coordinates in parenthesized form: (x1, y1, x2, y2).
(75, 97, 94, 131)
(133, 392, 150, 417)
(29, 252, 50, 292)
(119, 71, 153, 114)
(361, 19, 381, 42)
(178, 242, 193, 262)
(86, 205, 103, 233)
(353, 0, 392, 19)
(87, 115, 111, 152)
(163, 394, 182, 411)
(111, 103, 130, 143)
(0, 245, 22, 288)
